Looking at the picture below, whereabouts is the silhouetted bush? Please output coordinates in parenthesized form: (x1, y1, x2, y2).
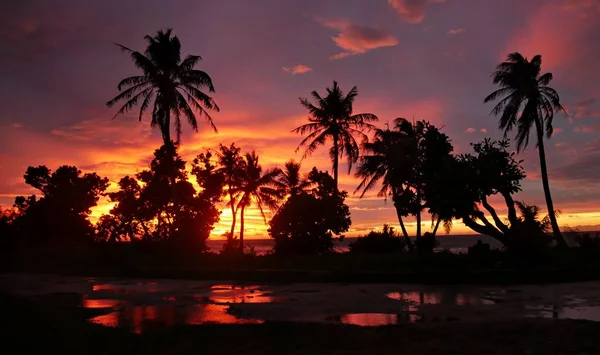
(269, 168, 351, 255)
(349, 225, 406, 254)
(417, 232, 439, 254)
(8, 165, 109, 248)
(468, 240, 492, 256)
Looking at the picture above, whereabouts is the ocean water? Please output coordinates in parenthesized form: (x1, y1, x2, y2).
(206, 234, 504, 255)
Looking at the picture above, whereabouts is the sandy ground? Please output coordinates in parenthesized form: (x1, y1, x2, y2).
(2, 273, 600, 330)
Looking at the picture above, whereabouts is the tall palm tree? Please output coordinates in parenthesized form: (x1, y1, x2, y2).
(216, 143, 244, 238)
(107, 29, 219, 145)
(484, 52, 567, 248)
(235, 152, 282, 252)
(273, 160, 312, 198)
(293, 81, 378, 191)
(355, 122, 415, 249)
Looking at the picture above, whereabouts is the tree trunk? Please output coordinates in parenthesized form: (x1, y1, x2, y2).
(392, 194, 413, 250)
(482, 196, 510, 234)
(333, 134, 339, 192)
(432, 217, 442, 236)
(239, 204, 246, 254)
(229, 190, 237, 238)
(535, 117, 567, 248)
(462, 217, 507, 244)
(501, 191, 518, 227)
(162, 109, 171, 145)
(415, 189, 422, 251)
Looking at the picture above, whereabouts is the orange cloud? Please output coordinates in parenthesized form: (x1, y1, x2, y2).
(316, 18, 398, 60)
(282, 64, 312, 75)
(387, 0, 447, 24)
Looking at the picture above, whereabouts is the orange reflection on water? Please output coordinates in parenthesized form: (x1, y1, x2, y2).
(186, 304, 263, 325)
(208, 284, 285, 304)
(88, 304, 262, 333)
(83, 299, 123, 308)
(340, 313, 399, 326)
(92, 282, 159, 293)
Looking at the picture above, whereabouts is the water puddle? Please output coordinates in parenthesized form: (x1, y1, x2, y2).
(386, 291, 495, 306)
(527, 305, 600, 322)
(89, 304, 263, 333)
(208, 284, 289, 304)
(328, 313, 423, 326)
(82, 282, 281, 332)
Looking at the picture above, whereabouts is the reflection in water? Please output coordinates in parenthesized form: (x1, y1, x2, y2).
(336, 313, 422, 326)
(83, 299, 124, 309)
(208, 285, 288, 304)
(527, 305, 600, 322)
(92, 282, 159, 294)
(386, 291, 494, 306)
(85, 283, 271, 332)
(89, 304, 263, 333)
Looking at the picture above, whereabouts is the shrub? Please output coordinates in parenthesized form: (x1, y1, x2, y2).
(349, 225, 407, 254)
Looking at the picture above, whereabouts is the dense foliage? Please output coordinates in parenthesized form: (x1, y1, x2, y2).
(269, 168, 351, 254)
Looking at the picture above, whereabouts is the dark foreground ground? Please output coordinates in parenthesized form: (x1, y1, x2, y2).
(3, 293, 600, 355)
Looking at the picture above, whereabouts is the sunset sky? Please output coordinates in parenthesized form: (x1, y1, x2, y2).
(1, 0, 599, 239)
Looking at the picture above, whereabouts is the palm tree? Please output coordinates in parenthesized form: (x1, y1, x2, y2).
(235, 152, 282, 252)
(293, 81, 378, 191)
(216, 143, 244, 238)
(107, 29, 219, 145)
(484, 52, 567, 248)
(355, 122, 415, 249)
(515, 201, 553, 233)
(273, 160, 312, 198)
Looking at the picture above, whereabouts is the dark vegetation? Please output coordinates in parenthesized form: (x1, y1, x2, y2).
(1, 29, 598, 282)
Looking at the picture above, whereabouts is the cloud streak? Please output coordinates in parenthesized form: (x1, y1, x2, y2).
(387, 0, 447, 23)
(316, 18, 398, 60)
(282, 64, 312, 75)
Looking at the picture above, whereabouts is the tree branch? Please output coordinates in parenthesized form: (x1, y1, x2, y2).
(481, 195, 510, 234)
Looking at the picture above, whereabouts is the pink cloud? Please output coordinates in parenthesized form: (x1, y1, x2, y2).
(465, 127, 476, 133)
(447, 28, 466, 35)
(282, 64, 312, 75)
(502, 1, 600, 74)
(554, 127, 564, 134)
(574, 125, 597, 133)
(388, 0, 447, 24)
(316, 18, 398, 60)
(480, 128, 488, 133)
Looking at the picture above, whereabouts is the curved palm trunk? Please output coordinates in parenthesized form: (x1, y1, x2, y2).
(333, 134, 339, 192)
(228, 190, 237, 238)
(535, 118, 567, 248)
(392, 193, 414, 251)
(239, 204, 246, 254)
(432, 217, 442, 236)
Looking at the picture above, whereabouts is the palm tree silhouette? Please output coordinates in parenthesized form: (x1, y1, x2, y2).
(235, 152, 282, 252)
(216, 143, 244, 238)
(107, 29, 219, 145)
(355, 120, 416, 249)
(293, 81, 378, 191)
(273, 160, 312, 198)
(484, 52, 567, 248)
